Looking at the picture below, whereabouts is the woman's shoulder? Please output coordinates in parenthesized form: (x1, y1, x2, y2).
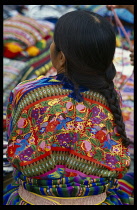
(14, 75, 60, 91)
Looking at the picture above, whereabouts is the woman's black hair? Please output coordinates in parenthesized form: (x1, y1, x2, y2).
(53, 10, 130, 147)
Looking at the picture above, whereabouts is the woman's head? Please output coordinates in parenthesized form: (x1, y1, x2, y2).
(51, 10, 116, 87)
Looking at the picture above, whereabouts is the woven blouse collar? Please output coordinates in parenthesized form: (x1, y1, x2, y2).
(55, 73, 89, 102)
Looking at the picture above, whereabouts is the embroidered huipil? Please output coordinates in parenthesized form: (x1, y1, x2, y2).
(6, 73, 130, 198)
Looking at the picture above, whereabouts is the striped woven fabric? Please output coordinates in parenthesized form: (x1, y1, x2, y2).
(118, 172, 134, 197)
(3, 169, 132, 205)
(4, 15, 54, 58)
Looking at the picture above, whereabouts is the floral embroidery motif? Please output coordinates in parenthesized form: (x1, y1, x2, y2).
(6, 74, 130, 179)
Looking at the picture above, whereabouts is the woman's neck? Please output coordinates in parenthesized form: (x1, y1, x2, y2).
(57, 69, 65, 75)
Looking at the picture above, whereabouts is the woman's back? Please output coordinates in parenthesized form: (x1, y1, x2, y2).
(6, 74, 130, 181)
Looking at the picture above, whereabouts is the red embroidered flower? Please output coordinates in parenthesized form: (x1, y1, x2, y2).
(7, 144, 20, 157)
(95, 130, 107, 143)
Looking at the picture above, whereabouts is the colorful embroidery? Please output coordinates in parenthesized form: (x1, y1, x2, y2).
(6, 74, 130, 180)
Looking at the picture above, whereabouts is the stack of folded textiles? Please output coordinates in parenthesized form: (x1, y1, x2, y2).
(3, 14, 55, 123)
(3, 13, 55, 178)
(3, 58, 27, 131)
(4, 14, 54, 58)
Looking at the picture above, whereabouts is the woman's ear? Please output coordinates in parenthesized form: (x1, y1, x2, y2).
(55, 51, 66, 72)
(60, 51, 66, 67)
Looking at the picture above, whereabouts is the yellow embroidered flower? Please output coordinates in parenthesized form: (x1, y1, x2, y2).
(108, 113, 113, 120)
(34, 104, 41, 109)
(48, 99, 59, 106)
(67, 123, 74, 130)
(62, 108, 67, 113)
(76, 123, 83, 130)
(28, 137, 35, 144)
(87, 151, 94, 157)
(45, 145, 51, 151)
(16, 129, 23, 135)
(99, 123, 105, 127)
(34, 127, 39, 132)
(43, 116, 49, 121)
(86, 121, 92, 126)
(112, 146, 121, 154)
(12, 137, 16, 141)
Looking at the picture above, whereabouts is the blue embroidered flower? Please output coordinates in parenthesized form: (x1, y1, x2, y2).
(103, 139, 117, 150)
(89, 127, 98, 134)
(39, 127, 46, 133)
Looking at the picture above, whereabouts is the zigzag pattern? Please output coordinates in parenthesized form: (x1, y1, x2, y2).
(20, 150, 122, 178)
